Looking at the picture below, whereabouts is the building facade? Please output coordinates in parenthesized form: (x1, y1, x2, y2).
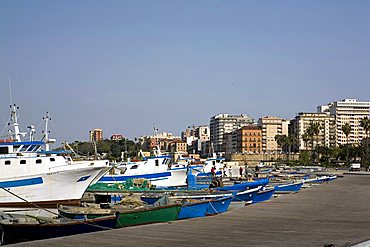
(89, 128, 103, 142)
(210, 114, 254, 153)
(290, 112, 336, 150)
(110, 134, 123, 141)
(236, 125, 262, 154)
(318, 99, 370, 146)
(257, 116, 289, 152)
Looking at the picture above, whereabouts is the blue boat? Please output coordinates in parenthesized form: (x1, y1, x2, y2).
(252, 188, 275, 204)
(206, 196, 233, 215)
(218, 178, 269, 192)
(232, 186, 262, 202)
(274, 181, 304, 193)
(177, 200, 209, 219)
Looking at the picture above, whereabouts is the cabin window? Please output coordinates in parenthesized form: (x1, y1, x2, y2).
(130, 165, 138, 169)
(20, 160, 26, 164)
(36, 159, 42, 164)
(27, 145, 37, 152)
(20, 145, 29, 152)
(5, 160, 11, 165)
(50, 158, 55, 162)
(155, 159, 159, 166)
(13, 145, 21, 151)
(0, 147, 8, 154)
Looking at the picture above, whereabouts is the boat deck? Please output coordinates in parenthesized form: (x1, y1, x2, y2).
(9, 174, 370, 247)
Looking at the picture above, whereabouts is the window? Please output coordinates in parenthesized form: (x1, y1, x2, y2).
(20, 160, 26, 164)
(50, 158, 55, 162)
(36, 159, 42, 164)
(5, 160, 11, 165)
(155, 160, 159, 166)
(0, 147, 8, 154)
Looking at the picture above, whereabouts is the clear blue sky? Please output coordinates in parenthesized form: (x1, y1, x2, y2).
(1, 1, 369, 144)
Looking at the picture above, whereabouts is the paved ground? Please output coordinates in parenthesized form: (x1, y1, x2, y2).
(9, 175, 370, 247)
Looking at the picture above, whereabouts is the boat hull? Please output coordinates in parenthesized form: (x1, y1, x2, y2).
(100, 168, 190, 187)
(0, 166, 109, 208)
(274, 182, 304, 193)
(232, 187, 261, 202)
(0, 215, 116, 245)
(206, 196, 233, 215)
(178, 201, 208, 219)
(252, 189, 275, 204)
(115, 204, 181, 227)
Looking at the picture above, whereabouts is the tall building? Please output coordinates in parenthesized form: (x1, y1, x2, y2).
(318, 99, 370, 146)
(257, 116, 289, 152)
(236, 125, 262, 154)
(89, 128, 103, 142)
(290, 113, 335, 150)
(223, 125, 262, 154)
(210, 114, 254, 153)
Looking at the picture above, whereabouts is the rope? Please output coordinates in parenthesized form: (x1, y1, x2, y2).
(0, 187, 114, 230)
(208, 199, 220, 215)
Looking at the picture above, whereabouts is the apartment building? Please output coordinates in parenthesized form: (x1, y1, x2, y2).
(236, 125, 262, 154)
(318, 99, 370, 146)
(290, 113, 336, 150)
(257, 116, 289, 152)
(210, 114, 254, 153)
(89, 128, 103, 142)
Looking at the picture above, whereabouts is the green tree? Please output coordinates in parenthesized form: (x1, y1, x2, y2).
(342, 122, 352, 166)
(360, 117, 370, 167)
(306, 122, 322, 161)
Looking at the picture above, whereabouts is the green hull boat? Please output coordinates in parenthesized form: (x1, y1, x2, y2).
(115, 204, 181, 228)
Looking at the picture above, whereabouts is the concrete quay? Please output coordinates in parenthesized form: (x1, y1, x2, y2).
(10, 174, 370, 247)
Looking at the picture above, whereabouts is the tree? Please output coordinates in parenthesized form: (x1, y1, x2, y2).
(360, 117, 370, 167)
(342, 122, 352, 166)
(306, 122, 322, 161)
(302, 132, 310, 151)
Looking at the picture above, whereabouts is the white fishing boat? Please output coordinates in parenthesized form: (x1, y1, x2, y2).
(99, 147, 201, 187)
(0, 104, 110, 207)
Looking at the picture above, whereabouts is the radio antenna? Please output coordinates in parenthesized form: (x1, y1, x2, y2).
(8, 75, 13, 105)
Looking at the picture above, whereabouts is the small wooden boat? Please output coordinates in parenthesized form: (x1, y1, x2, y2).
(113, 203, 181, 227)
(0, 212, 117, 245)
(206, 196, 233, 215)
(59, 202, 181, 228)
(232, 186, 262, 202)
(58, 205, 114, 220)
(219, 178, 269, 191)
(252, 188, 275, 204)
(175, 200, 209, 220)
(273, 181, 304, 193)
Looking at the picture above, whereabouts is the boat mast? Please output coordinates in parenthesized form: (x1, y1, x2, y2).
(42, 112, 52, 151)
(9, 104, 24, 142)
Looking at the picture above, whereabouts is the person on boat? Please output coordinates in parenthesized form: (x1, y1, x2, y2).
(255, 165, 259, 178)
(211, 166, 216, 178)
(228, 166, 233, 177)
(239, 166, 243, 177)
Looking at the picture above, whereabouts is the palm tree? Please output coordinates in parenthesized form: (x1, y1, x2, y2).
(342, 122, 352, 166)
(306, 122, 322, 161)
(302, 132, 310, 151)
(275, 134, 288, 160)
(360, 117, 370, 168)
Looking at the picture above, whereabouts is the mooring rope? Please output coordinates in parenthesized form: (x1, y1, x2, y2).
(0, 187, 114, 230)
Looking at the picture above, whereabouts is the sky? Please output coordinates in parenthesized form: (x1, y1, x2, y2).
(0, 1, 369, 145)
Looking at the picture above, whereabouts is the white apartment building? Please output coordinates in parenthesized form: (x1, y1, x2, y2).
(210, 114, 254, 153)
(290, 112, 336, 150)
(257, 116, 289, 152)
(318, 99, 370, 146)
